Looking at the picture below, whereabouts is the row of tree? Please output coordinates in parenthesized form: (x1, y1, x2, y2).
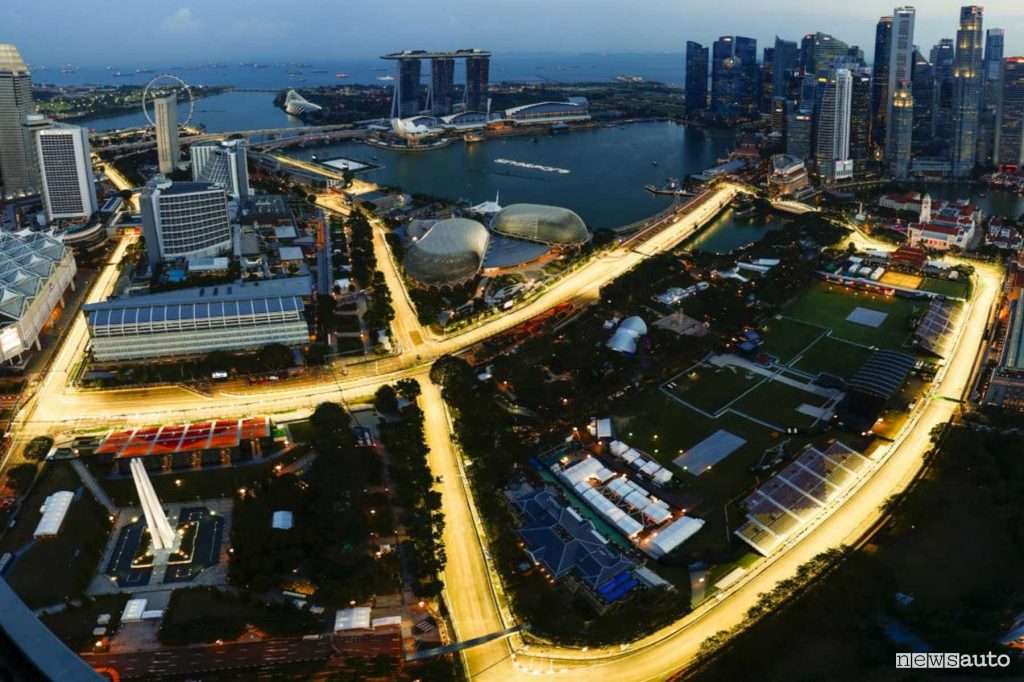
(375, 380, 446, 597)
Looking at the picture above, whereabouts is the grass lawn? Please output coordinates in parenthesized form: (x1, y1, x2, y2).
(0, 463, 112, 608)
(663, 364, 766, 415)
(41, 595, 128, 652)
(784, 282, 924, 350)
(731, 380, 831, 430)
(759, 316, 828, 363)
(285, 419, 314, 444)
(792, 336, 875, 379)
(160, 587, 322, 645)
(918, 276, 970, 299)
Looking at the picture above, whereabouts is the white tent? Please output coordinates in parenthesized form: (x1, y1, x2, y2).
(644, 516, 706, 558)
(121, 599, 147, 623)
(33, 491, 74, 538)
(334, 607, 372, 632)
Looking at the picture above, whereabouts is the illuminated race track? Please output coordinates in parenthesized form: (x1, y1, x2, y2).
(3, 172, 1002, 679)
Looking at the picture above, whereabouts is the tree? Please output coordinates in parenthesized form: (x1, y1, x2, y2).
(6, 463, 37, 493)
(429, 355, 471, 388)
(23, 437, 54, 462)
(374, 385, 399, 415)
(341, 168, 354, 188)
(395, 378, 421, 401)
(258, 343, 294, 372)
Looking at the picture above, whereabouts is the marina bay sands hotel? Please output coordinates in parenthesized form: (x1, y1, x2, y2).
(381, 49, 490, 118)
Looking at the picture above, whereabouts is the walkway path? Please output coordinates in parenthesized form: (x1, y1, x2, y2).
(708, 354, 842, 399)
(70, 459, 117, 514)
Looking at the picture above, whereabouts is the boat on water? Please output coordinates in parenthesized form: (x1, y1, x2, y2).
(377, 75, 394, 82)
(335, 73, 349, 78)
(734, 205, 760, 219)
(464, 132, 484, 143)
(644, 178, 696, 196)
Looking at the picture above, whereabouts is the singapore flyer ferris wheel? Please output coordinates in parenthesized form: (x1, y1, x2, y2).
(141, 74, 195, 127)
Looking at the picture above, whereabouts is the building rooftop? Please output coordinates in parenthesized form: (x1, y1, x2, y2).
(84, 276, 311, 312)
(0, 231, 69, 325)
(381, 49, 491, 59)
(0, 44, 29, 74)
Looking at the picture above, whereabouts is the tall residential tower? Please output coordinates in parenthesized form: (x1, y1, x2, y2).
(154, 94, 179, 175)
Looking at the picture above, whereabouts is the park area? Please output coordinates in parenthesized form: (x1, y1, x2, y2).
(0, 463, 112, 608)
(783, 282, 925, 350)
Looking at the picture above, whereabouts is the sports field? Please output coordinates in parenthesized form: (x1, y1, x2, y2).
(880, 271, 923, 289)
(785, 282, 923, 349)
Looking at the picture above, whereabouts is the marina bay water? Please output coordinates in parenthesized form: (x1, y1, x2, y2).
(288, 122, 772, 251)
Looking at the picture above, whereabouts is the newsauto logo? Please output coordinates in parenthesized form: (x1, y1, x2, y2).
(895, 652, 1011, 669)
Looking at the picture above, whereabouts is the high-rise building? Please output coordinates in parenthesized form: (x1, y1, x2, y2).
(951, 5, 984, 178)
(978, 28, 1005, 166)
(849, 67, 874, 169)
(684, 41, 709, 117)
(711, 36, 735, 119)
(886, 7, 916, 163)
(761, 47, 775, 114)
(995, 57, 1024, 166)
(154, 94, 179, 175)
(871, 16, 894, 150)
(983, 29, 1006, 108)
(802, 32, 850, 76)
(465, 54, 490, 112)
(709, 36, 759, 121)
(140, 177, 232, 265)
(816, 68, 854, 183)
(190, 139, 250, 201)
(773, 37, 799, 98)
(891, 87, 915, 179)
(430, 57, 455, 115)
(787, 109, 814, 159)
(911, 49, 935, 151)
(396, 58, 422, 117)
(0, 44, 39, 197)
(930, 39, 956, 144)
(771, 97, 788, 140)
(33, 118, 97, 222)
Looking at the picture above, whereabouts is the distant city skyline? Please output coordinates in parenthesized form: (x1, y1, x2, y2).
(4, 0, 1023, 66)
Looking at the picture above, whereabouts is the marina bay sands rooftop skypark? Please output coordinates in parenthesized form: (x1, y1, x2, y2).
(379, 49, 492, 60)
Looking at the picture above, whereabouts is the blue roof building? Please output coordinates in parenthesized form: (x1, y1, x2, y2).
(507, 486, 637, 601)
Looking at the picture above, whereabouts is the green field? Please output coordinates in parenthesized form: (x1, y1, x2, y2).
(663, 364, 766, 415)
(785, 282, 924, 349)
(918, 276, 970, 299)
(731, 380, 831, 430)
(0, 463, 112, 608)
(759, 317, 828, 363)
(791, 336, 876, 379)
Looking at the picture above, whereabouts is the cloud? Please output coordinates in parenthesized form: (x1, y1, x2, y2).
(160, 7, 199, 33)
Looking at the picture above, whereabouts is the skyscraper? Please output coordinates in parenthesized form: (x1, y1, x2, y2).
(734, 36, 760, 119)
(396, 58, 422, 117)
(911, 49, 935, 151)
(0, 44, 39, 197)
(871, 16, 893, 150)
(891, 87, 915, 179)
(849, 67, 874, 169)
(930, 39, 956, 144)
(816, 67, 854, 183)
(802, 33, 850, 76)
(33, 118, 97, 222)
(978, 28, 1005, 165)
(430, 57, 455, 115)
(773, 37, 799, 99)
(761, 47, 775, 114)
(154, 94, 179, 175)
(190, 139, 250, 201)
(885, 7, 916, 163)
(995, 57, 1024, 166)
(684, 41, 709, 118)
(465, 54, 490, 112)
(951, 5, 984, 178)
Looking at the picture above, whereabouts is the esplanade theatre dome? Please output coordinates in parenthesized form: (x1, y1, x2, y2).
(490, 204, 589, 247)
(403, 218, 490, 287)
